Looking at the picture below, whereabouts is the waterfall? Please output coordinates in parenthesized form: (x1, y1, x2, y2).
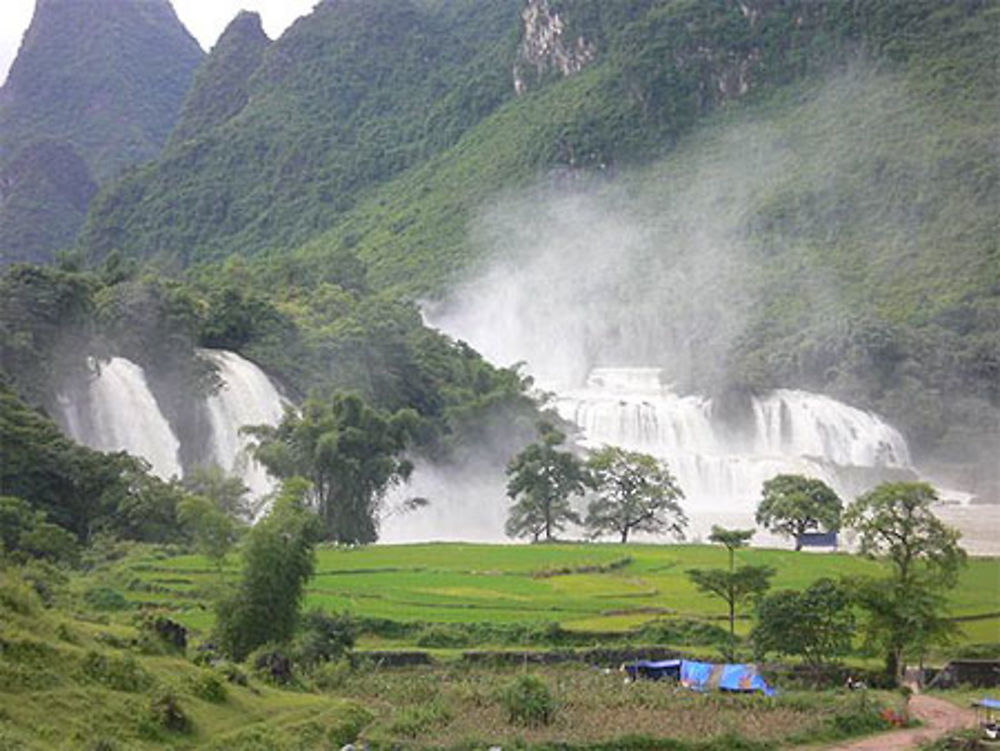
(554, 367, 912, 513)
(58, 357, 182, 480)
(198, 348, 286, 500)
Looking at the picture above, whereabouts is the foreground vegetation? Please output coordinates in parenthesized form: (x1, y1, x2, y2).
(8, 538, 988, 750)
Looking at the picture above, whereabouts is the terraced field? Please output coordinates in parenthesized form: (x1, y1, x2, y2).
(115, 543, 1000, 651)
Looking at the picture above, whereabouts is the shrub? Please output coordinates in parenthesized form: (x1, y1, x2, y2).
(294, 609, 355, 666)
(79, 651, 153, 692)
(327, 704, 374, 746)
(83, 587, 130, 611)
(0, 570, 40, 614)
(312, 659, 352, 691)
(148, 687, 190, 733)
(388, 700, 452, 738)
(250, 646, 294, 685)
(188, 670, 227, 703)
(499, 674, 556, 727)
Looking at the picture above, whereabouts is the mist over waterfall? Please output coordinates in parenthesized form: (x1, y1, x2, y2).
(58, 357, 182, 480)
(556, 367, 911, 512)
(198, 349, 286, 499)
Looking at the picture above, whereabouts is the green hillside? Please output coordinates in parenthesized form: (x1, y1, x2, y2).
(0, 0, 203, 265)
(168, 11, 270, 148)
(75, 0, 999, 484)
(80, 0, 522, 264)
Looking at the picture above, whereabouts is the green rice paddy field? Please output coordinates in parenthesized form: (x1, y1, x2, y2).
(116, 542, 1000, 653)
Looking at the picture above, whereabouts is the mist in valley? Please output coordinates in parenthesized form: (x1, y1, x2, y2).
(391, 65, 1000, 546)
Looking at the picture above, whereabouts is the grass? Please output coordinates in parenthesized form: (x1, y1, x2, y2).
(100, 543, 999, 655)
(4, 542, 994, 750)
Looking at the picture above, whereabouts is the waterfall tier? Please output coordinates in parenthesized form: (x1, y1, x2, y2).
(554, 367, 911, 511)
(58, 357, 182, 480)
(198, 348, 286, 499)
(57, 351, 286, 497)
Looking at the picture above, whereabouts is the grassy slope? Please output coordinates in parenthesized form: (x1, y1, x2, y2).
(0, 570, 368, 751)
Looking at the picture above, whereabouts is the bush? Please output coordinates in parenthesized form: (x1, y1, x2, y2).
(388, 700, 452, 738)
(326, 704, 373, 746)
(294, 609, 355, 667)
(78, 651, 153, 692)
(312, 659, 352, 691)
(499, 674, 556, 727)
(250, 646, 294, 685)
(188, 670, 227, 703)
(148, 687, 190, 733)
(0, 570, 41, 614)
(83, 587, 131, 611)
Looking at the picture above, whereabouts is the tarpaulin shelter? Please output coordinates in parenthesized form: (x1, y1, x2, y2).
(624, 659, 775, 696)
(623, 659, 681, 681)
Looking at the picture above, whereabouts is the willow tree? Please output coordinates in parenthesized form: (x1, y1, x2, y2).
(584, 446, 686, 543)
(250, 393, 417, 544)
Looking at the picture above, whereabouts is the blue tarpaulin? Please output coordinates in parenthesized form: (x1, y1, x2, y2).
(975, 698, 1000, 709)
(680, 660, 775, 696)
(624, 659, 774, 695)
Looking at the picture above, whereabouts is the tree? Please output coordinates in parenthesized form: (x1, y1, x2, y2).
(687, 526, 774, 659)
(584, 446, 686, 543)
(845, 482, 966, 588)
(505, 423, 590, 542)
(0, 495, 78, 564)
(177, 494, 240, 571)
(250, 393, 417, 544)
(214, 479, 319, 661)
(756, 474, 842, 550)
(752, 577, 854, 678)
(844, 482, 967, 683)
(181, 465, 252, 522)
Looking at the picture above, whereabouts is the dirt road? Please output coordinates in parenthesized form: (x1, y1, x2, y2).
(823, 694, 977, 750)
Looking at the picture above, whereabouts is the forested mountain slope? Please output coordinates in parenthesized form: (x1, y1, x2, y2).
(81, 0, 522, 264)
(27, 0, 1000, 494)
(0, 0, 203, 264)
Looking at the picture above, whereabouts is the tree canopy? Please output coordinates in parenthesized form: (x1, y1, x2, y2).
(250, 393, 417, 544)
(505, 423, 590, 543)
(752, 577, 854, 676)
(756, 474, 842, 550)
(844, 481, 967, 683)
(584, 446, 686, 543)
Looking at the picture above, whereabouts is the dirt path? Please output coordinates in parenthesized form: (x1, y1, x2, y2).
(823, 694, 977, 750)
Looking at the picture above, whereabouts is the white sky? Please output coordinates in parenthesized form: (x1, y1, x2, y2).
(0, 0, 319, 86)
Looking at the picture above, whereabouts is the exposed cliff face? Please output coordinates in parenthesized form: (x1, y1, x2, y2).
(513, 0, 596, 94)
(169, 11, 271, 146)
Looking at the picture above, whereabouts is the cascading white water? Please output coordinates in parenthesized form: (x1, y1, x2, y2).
(555, 367, 911, 512)
(59, 357, 182, 480)
(198, 348, 286, 500)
